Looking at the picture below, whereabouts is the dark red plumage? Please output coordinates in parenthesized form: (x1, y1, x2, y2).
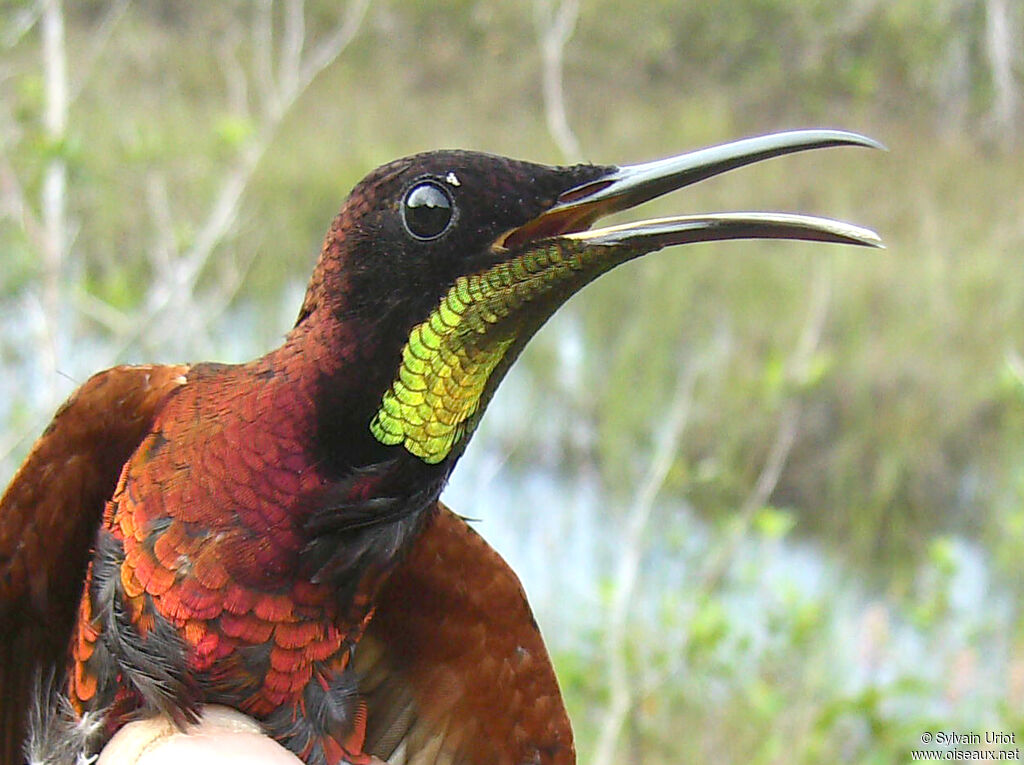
(0, 365, 189, 764)
(2, 152, 601, 765)
(0, 133, 879, 764)
(69, 349, 386, 760)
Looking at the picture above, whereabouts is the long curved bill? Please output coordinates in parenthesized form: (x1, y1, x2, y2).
(504, 129, 884, 248)
(564, 212, 881, 249)
(371, 130, 883, 464)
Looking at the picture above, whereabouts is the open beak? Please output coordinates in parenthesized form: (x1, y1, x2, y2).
(503, 129, 883, 251)
(372, 129, 883, 464)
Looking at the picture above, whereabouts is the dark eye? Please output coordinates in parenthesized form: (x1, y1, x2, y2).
(402, 182, 454, 240)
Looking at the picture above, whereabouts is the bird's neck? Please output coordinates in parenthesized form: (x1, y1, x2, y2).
(270, 303, 390, 466)
(268, 293, 449, 592)
(281, 254, 456, 492)
(277, 232, 455, 492)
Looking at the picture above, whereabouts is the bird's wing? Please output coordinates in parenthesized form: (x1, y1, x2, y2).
(0, 364, 189, 765)
(357, 503, 575, 765)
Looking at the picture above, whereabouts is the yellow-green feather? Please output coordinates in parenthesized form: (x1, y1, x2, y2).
(370, 238, 641, 463)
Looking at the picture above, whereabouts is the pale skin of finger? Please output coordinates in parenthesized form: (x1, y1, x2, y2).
(97, 706, 386, 765)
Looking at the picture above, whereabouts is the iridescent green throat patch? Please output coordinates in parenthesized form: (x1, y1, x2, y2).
(370, 239, 635, 463)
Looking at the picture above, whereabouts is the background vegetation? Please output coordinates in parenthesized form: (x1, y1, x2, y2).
(2, 0, 1023, 762)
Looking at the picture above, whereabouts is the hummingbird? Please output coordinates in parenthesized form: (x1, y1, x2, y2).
(0, 130, 881, 764)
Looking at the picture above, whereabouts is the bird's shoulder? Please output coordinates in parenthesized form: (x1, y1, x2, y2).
(0, 363, 189, 765)
(0, 363, 191, 605)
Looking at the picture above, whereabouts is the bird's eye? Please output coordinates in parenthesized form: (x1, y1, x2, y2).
(402, 182, 454, 240)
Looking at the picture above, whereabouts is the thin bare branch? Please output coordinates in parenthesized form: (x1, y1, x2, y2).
(0, 155, 49, 254)
(179, 0, 371, 290)
(534, 0, 582, 162)
(253, 0, 276, 119)
(698, 266, 832, 591)
(200, 244, 264, 331)
(105, 0, 373, 359)
(72, 288, 132, 335)
(1, 2, 42, 50)
(0, 418, 38, 476)
(799, 0, 882, 71)
(67, 0, 130, 105)
(985, 0, 1020, 147)
(592, 356, 699, 765)
(628, 271, 833, 704)
(217, 30, 251, 117)
(1006, 349, 1024, 389)
(182, 145, 259, 278)
(297, 0, 372, 91)
(40, 0, 68, 402)
(278, 0, 306, 116)
(145, 171, 180, 274)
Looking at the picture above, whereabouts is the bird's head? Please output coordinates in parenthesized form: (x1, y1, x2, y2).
(302, 150, 612, 325)
(302, 130, 882, 469)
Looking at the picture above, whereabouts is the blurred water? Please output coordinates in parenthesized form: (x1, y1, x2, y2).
(446, 359, 1015, 723)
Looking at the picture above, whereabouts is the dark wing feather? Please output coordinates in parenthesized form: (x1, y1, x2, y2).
(356, 504, 575, 765)
(0, 364, 188, 765)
